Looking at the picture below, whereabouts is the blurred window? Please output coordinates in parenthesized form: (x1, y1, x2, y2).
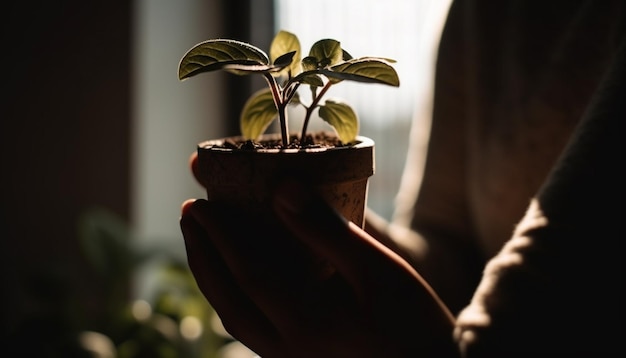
(275, 0, 452, 218)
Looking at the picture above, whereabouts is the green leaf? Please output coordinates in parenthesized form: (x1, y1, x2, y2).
(309, 39, 343, 68)
(223, 51, 294, 75)
(324, 58, 400, 86)
(300, 74, 324, 87)
(240, 88, 277, 140)
(301, 56, 318, 71)
(342, 49, 353, 61)
(273, 51, 297, 69)
(318, 100, 359, 143)
(178, 39, 269, 80)
(221, 63, 278, 75)
(270, 30, 302, 76)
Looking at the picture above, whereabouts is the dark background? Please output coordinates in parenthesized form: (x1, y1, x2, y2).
(1, 2, 133, 337)
(0, 2, 268, 350)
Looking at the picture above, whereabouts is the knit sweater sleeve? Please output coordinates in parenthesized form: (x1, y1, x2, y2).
(454, 37, 625, 357)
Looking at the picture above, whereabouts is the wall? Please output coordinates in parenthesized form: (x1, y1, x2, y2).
(1, 2, 132, 340)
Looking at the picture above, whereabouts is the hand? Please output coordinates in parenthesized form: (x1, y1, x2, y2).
(180, 153, 458, 358)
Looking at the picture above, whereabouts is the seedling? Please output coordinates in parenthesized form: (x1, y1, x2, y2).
(178, 30, 399, 147)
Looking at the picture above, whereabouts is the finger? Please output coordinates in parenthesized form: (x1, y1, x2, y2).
(188, 151, 206, 187)
(181, 198, 196, 214)
(180, 200, 280, 354)
(272, 181, 457, 333)
(187, 199, 319, 330)
(272, 179, 425, 294)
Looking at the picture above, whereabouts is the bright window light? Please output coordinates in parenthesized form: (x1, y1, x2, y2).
(275, 0, 451, 218)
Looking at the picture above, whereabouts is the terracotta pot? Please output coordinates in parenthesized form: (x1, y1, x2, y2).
(196, 133, 375, 228)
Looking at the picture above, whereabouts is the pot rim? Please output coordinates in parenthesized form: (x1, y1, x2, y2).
(198, 134, 374, 154)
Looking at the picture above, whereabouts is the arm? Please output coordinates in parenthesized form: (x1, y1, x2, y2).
(455, 37, 625, 357)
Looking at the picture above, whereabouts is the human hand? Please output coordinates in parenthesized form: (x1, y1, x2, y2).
(181, 153, 458, 358)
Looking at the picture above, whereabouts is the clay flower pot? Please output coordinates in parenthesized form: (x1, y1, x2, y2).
(196, 133, 375, 228)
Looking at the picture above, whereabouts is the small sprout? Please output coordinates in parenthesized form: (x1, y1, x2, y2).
(179, 30, 399, 147)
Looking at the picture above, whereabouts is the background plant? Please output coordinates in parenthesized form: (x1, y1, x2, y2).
(178, 30, 399, 147)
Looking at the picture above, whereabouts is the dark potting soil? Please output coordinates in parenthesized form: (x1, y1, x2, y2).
(219, 132, 348, 151)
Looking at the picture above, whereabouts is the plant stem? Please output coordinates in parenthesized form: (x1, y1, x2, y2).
(300, 82, 332, 141)
(278, 103, 289, 146)
(264, 73, 289, 146)
(284, 83, 300, 104)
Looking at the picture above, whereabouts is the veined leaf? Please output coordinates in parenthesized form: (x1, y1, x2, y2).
(240, 88, 277, 140)
(179, 39, 269, 80)
(222, 53, 292, 75)
(270, 30, 302, 76)
(318, 100, 359, 143)
(221, 63, 276, 75)
(300, 74, 324, 87)
(309, 39, 343, 68)
(324, 58, 400, 86)
(301, 56, 318, 71)
(273, 51, 297, 69)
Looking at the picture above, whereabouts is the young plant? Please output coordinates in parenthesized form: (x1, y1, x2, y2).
(178, 30, 399, 147)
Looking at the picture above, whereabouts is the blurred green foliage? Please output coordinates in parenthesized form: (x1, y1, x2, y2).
(78, 207, 229, 357)
(8, 207, 233, 357)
